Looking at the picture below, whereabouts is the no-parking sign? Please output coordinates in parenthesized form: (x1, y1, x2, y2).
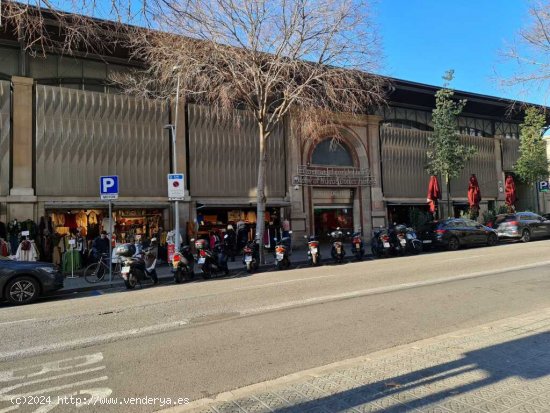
(168, 174, 185, 200)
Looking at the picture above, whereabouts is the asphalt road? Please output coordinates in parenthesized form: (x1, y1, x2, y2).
(1, 241, 550, 412)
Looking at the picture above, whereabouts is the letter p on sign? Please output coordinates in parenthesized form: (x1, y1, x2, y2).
(100, 176, 119, 200)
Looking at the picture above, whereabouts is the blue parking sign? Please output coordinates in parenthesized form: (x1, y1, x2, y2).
(100, 176, 119, 200)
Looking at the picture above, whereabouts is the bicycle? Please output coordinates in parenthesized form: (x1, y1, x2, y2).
(84, 254, 122, 283)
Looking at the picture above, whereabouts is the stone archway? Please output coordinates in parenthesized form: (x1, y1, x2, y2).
(301, 126, 372, 238)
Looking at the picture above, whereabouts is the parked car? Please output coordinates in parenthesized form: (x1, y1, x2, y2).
(0, 257, 63, 305)
(495, 212, 550, 242)
(418, 219, 498, 251)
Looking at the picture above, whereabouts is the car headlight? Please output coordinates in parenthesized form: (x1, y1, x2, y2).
(37, 267, 56, 273)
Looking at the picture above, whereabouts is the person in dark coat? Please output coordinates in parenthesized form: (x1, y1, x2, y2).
(224, 225, 237, 262)
(91, 231, 110, 261)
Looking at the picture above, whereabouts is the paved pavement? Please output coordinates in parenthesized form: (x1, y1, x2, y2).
(179, 309, 550, 413)
(58, 244, 338, 294)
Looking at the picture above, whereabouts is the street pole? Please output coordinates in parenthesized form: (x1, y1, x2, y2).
(109, 199, 113, 283)
(173, 73, 181, 253)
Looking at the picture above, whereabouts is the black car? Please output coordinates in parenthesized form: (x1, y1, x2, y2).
(0, 257, 63, 305)
(418, 219, 499, 251)
(495, 212, 550, 242)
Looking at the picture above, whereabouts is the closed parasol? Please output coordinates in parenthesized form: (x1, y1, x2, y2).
(505, 175, 516, 210)
(427, 176, 441, 216)
(468, 174, 481, 215)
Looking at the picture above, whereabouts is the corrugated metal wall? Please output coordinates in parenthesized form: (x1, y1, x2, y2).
(380, 126, 431, 198)
(187, 104, 286, 198)
(450, 135, 498, 198)
(35, 85, 169, 197)
(0, 81, 10, 196)
(502, 138, 520, 171)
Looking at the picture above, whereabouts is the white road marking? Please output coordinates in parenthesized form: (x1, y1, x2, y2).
(233, 274, 339, 290)
(444, 255, 486, 262)
(0, 319, 36, 327)
(240, 260, 550, 315)
(1, 260, 549, 362)
(0, 321, 188, 362)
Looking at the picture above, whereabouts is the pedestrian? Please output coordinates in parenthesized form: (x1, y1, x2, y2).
(225, 225, 237, 262)
(91, 231, 110, 262)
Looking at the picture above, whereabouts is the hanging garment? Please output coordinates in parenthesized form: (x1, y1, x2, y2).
(16, 241, 39, 261)
(0, 239, 9, 257)
(0, 221, 6, 240)
(88, 211, 99, 225)
(76, 211, 88, 228)
(245, 211, 257, 223)
(62, 249, 82, 272)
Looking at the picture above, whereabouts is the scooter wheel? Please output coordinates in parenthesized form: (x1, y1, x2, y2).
(124, 273, 137, 289)
(174, 270, 183, 284)
(201, 264, 212, 279)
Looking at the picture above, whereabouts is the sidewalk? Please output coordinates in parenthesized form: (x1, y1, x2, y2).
(59, 244, 344, 294)
(175, 308, 550, 413)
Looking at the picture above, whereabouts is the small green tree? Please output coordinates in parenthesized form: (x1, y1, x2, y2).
(514, 106, 548, 213)
(426, 70, 476, 217)
(514, 107, 548, 186)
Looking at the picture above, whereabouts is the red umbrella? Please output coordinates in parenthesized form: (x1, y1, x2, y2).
(468, 174, 481, 210)
(505, 175, 517, 209)
(427, 176, 441, 215)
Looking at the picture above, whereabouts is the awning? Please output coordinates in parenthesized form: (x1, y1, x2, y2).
(195, 199, 290, 208)
(44, 200, 171, 210)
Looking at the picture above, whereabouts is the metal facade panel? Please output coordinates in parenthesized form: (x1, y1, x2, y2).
(35, 85, 169, 197)
(187, 104, 286, 198)
(502, 138, 520, 171)
(450, 135, 498, 198)
(380, 126, 432, 198)
(0, 81, 10, 196)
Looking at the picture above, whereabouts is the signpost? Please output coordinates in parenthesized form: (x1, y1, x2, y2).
(168, 174, 184, 253)
(538, 180, 550, 192)
(100, 176, 119, 283)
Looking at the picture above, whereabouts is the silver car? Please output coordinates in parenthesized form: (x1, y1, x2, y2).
(495, 212, 550, 242)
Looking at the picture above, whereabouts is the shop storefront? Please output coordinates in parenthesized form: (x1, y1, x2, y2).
(192, 204, 287, 250)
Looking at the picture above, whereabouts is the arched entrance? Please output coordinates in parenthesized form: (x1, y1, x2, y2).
(299, 129, 372, 238)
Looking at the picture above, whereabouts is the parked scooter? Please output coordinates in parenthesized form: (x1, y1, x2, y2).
(329, 228, 346, 264)
(274, 236, 291, 270)
(351, 231, 365, 261)
(304, 235, 321, 266)
(193, 238, 229, 279)
(172, 245, 195, 283)
(371, 228, 393, 258)
(117, 243, 159, 289)
(242, 240, 260, 273)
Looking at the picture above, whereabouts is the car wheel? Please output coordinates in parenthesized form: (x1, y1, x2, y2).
(521, 229, 531, 243)
(487, 233, 498, 246)
(447, 236, 460, 251)
(6, 276, 39, 305)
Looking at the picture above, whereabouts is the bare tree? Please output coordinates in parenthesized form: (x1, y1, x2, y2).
(502, 1, 550, 103)
(120, 0, 386, 259)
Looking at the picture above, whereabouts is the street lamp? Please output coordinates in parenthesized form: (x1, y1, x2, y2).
(164, 66, 182, 253)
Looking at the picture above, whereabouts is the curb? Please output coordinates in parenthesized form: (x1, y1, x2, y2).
(56, 254, 375, 296)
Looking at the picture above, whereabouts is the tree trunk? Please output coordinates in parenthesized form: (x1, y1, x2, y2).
(446, 174, 451, 219)
(256, 127, 268, 264)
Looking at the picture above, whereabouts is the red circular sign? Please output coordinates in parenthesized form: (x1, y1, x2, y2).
(173, 182, 180, 187)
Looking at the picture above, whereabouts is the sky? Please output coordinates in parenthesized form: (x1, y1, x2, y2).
(375, 0, 541, 104)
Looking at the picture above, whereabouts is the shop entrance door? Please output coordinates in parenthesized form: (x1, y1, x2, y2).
(314, 207, 354, 240)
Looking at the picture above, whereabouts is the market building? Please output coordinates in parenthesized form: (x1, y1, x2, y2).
(0, 13, 548, 263)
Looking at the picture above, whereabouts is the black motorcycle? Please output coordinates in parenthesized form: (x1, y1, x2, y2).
(172, 245, 195, 283)
(117, 244, 158, 289)
(194, 238, 229, 279)
(371, 228, 393, 258)
(242, 240, 260, 273)
(351, 232, 365, 261)
(329, 229, 346, 264)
